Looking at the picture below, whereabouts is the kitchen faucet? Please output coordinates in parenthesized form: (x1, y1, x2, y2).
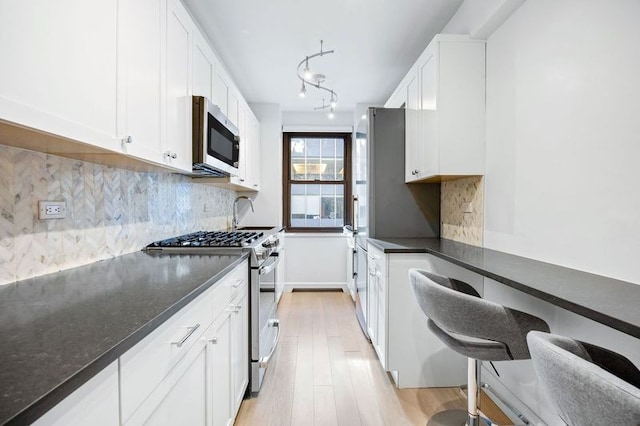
(233, 196, 254, 230)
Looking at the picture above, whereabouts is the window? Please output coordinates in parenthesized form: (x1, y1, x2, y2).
(283, 133, 352, 232)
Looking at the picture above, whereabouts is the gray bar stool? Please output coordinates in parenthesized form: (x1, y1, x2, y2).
(409, 269, 550, 426)
(527, 331, 640, 425)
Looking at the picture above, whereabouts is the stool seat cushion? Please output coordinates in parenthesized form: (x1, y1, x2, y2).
(527, 331, 640, 425)
(409, 269, 550, 361)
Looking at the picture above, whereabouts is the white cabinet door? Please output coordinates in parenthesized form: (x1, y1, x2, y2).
(247, 114, 261, 191)
(164, 0, 193, 172)
(213, 71, 229, 115)
(419, 51, 439, 179)
(117, 0, 164, 164)
(126, 339, 209, 426)
(227, 92, 239, 128)
(207, 312, 233, 426)
(375, 268, 387, 368)
(33, 362, 119, 426)
(0, 0, 118, 151)
(230, 290, 249, 415)
(405, 71, 420, 182)
(231, 106, 247, 186)
(193, 32, 215, 100)
(367, 260, 378, 346)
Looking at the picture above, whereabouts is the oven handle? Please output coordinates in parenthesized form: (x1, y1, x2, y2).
(259, 319, 280, 368)
(258, 255, 280, 276)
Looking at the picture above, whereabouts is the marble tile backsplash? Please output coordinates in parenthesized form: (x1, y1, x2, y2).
(0, 145, 235, 285)
(441, 176, 484, 246)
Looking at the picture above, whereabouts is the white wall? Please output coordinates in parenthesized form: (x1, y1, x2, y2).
(442, 0, 525, 38)
(284, 234, 348, 289)
(239, 103, 282, 227)
(432, 1, 640, 424)
(484, 0, 640, 285)
(282, 110, 353, 130)
(279, 110, 353, 288)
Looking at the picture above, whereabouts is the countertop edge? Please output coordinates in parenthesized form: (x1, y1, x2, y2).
(367, 237, 640, 339)
(424, 249, 640, 339)
(4, 252, 250, 426)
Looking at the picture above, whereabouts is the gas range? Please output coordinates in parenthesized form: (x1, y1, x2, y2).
(144, 230, 278, 266)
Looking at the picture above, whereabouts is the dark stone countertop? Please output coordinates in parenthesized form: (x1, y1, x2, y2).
(367, 237, 640, 339)
(0, 251, 249, 425)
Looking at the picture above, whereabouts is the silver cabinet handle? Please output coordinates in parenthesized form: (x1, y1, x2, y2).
(209, 337, 218, 344)
(164, 151, 177, 159)
(172, 323, 200, 348)
(122, 135, 132, 144)
(226, 304, 242, 313)
(227, 279, 244, 288)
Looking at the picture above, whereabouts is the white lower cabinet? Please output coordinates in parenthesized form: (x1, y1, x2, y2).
(121, 260, 248, 426)
(33, 362, 119, 426)
(230, 289, 249, 415)
(207, 311, 232, 426)
(34, 260, 249, 426)
(367, 245, 387, 368)
(366, 243, 468, 388)
(126, 338, 209, 425)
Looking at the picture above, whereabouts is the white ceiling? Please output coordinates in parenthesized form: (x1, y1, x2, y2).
(183, 0, 464, 112)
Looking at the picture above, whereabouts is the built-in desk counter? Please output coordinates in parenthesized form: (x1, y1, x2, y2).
(368, 237, 640, 339)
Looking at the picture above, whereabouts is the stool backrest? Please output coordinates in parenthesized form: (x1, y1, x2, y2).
(409, 269, 548, 360)
(527, 331, 640, 425)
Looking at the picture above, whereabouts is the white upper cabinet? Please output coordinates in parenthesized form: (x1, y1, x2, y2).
(165, 0, 194, 171)
(0, 0, 119, 152)
(248, 115, 261, 191)
(388, 35, 486, 183)
(192, 32, 216, 100)
(213, 70, 229, 116)
(0, 0, 259, 182)
(405, 69, 421, 182)
(117, 0, 164, 164)
(117, 0, 193, 172)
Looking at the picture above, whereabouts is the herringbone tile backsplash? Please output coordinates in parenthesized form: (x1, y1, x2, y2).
(0, 145, 235, 285)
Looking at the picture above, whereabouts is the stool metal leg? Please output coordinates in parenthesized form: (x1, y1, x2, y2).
(427, 358, 480, 426)
(466, 358, 480, 426)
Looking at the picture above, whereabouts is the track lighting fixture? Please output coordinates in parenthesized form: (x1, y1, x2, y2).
(296, 40, 339, 112)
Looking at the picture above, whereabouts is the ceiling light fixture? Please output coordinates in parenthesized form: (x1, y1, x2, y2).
(297, 40, 338, 112)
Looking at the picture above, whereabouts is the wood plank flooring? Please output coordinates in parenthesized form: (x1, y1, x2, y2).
(235, 291, 468, 426)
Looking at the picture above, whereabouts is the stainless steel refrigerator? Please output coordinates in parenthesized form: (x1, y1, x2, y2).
(351, 107, 440, 337)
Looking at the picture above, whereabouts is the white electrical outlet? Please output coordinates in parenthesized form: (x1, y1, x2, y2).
(462, 202, 473, 214)
(39, 201, 66, 219)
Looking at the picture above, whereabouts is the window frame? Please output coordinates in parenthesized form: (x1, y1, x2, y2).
(282, 132, 352, 233)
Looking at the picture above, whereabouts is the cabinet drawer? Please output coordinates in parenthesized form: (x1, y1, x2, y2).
(219, 261, 247, 312)
(367, 244, 386, 278)
(120, 283, 222, 422)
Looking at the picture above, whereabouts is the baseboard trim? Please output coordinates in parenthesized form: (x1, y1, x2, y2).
(284, 282, 347, 293)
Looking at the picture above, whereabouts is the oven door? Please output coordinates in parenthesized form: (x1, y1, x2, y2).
(251, 253, 281, 394)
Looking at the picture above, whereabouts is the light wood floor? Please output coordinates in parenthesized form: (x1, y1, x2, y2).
(235, 291, 468, 426)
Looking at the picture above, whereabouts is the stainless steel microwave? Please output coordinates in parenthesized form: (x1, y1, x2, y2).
(192, 96, 240, 177)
